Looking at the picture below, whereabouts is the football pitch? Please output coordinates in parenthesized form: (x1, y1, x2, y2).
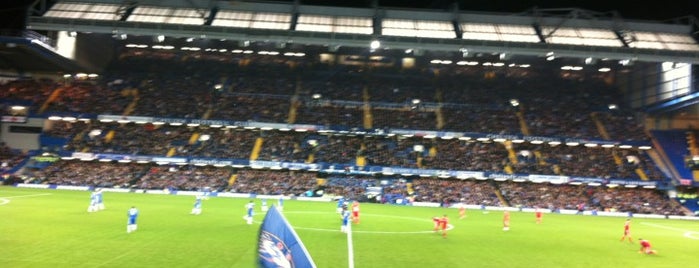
(1, 186, 698, 268)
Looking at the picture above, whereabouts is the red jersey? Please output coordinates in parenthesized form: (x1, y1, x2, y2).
(439, 216, 449, 229)
(624, 221, 631, 234)
(640, 240, 651, 248)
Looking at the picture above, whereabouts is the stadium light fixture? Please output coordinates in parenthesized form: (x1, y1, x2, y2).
(618, 145, 632, 149)
(370, 40, 380, 49)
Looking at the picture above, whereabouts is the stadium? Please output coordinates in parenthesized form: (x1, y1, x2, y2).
(1, 0, 699, 267)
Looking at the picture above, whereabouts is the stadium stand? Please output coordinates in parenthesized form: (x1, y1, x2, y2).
(1, 0, 698, 217)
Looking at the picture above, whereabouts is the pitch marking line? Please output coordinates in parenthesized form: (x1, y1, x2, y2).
(282, 211, 455, 234)
(0, 193, 52, 205)
(641, 222, 699, 240)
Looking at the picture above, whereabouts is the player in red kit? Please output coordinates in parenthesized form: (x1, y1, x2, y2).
(503, 210, 511, 231)
(638, 238, 657, 254)
(432, 216, 440, 232)
(439, 214, 449, 238)
(351, 201, 360, 224)
(620, 218, 633, 243)
(459, 204, 466, 220)
(535, 207, 543, 224)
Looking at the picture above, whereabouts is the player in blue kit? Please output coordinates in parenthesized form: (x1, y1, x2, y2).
(87, 190, 99, 213)
(245, 200, 254, 224)
(340, 205, 351, 233)
(96, 188, 105, 211)
(191, 195, 203, 215)
(277, 196, 284, 212)
(336, 197, 345, 213)
(127, 206, 139, 233)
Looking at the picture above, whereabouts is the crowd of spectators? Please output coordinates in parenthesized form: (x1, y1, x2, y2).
(229, 169, 317, 196)
(39, 120, 665, 180)
(3, 49, 650, 142)
(30, 161, 148, 188)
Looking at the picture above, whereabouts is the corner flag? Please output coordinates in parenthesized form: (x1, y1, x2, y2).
(258, 205, 317, 268)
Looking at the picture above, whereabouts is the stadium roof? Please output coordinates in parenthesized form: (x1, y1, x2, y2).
(26, 0, 699, 64)
(0, 34, 88, 73)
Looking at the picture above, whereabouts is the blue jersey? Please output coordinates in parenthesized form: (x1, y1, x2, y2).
(193, 197, 202, 209)
(96, 191, 103, 204)
(90, 192, 98, 205)
(341, 210, 350, 226)
(127, 208, 139, 225)
(337, 198, 344, 208)
(277, 197, 284, 207)
(246, 202, 254, 217)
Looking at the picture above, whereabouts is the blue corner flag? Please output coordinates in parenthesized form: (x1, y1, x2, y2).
(258, 205, 316, 268)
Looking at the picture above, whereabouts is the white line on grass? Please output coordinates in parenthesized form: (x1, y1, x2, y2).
(0, 193, 52, 198)
(641, 222, 699, 240)
(293, 225, 455, 234)
(0, 193, 52, 205)
(347, 220, 354, 268)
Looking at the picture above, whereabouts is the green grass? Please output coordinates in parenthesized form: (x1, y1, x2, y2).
(1, 186, 698, 268)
